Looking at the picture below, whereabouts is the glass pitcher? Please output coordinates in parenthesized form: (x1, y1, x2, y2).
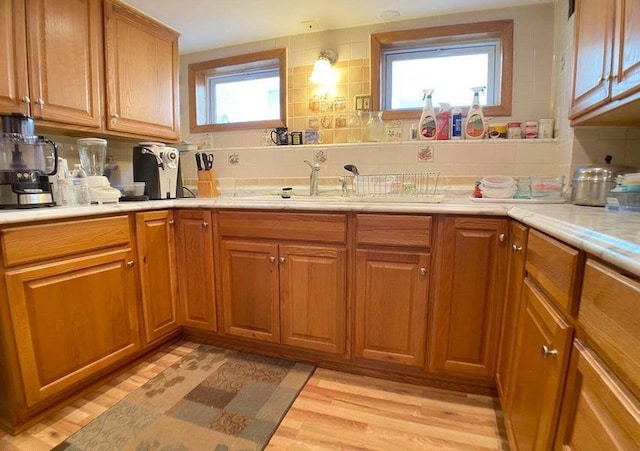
(364, 111, 385, 142)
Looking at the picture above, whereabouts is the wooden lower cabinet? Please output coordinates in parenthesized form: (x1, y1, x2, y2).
(4, 248, 141, 407)
(496, 221, 528, 403)
(175, 210, 217, 331)
(555, 340, 640, 450)
(220, 239, 346, 353)
(505, 279, 573, 450)
(135, 210, 179, 344)
(430, 216, 508, 378)
(354, 249, 430, 367)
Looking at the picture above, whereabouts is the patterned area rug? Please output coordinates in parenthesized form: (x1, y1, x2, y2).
(53, 344, 315, 451)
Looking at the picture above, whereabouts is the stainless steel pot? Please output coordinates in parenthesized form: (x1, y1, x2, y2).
(571, 164, 636, 206)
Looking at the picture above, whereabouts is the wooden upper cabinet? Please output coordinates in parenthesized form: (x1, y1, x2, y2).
(135, 210, 179, 344)
(175, 210, 217, 331)
(103, 0, 180, 141)
(430, 217, 508, 378)
(611, 0, 640, 100)
(0, 0, 102, 126)
(0, 0, 29, 114)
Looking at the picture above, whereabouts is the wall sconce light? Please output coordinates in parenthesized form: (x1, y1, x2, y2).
(309, 49, 338, 86)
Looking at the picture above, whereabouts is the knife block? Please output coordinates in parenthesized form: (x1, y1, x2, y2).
(197, 170, 218, 197)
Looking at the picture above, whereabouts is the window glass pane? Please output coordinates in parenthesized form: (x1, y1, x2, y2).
(208, 72, 280, 124)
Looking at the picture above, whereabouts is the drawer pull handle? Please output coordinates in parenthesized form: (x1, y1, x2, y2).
(541, 345, 558, 359)
(111, 112, 119, 120)
(279, 257, 286, 263)
(512, 244, 523, 252)
(202, 221, 209, 228)
(169, 219, 175, 225)
(420, 267, 427, 276)
(127, 260, 135, 268)
(269, 256, 276, 263)
(21, 95, 31, 104)
(36, 97, 45, 107)
(499, 233, 506, 243)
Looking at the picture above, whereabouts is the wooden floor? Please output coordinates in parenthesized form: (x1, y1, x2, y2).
(0, 342, 509, 450)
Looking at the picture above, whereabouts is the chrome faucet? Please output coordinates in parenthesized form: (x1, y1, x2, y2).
(304, 160, 321, 196)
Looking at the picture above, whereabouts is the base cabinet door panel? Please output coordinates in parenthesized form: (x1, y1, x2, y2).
(354, 249, 430, 367)
(175, 210, 217, 331)
(220, 240, 280, 343)
(506, 279, 573, 451)
(4, 249, 141, 407)
(280, 244, 346, 354)
(136, 211, 179, 344)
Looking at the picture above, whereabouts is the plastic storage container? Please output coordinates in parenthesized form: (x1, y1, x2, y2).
(480, 175, 517, 198)
(531, 175, 564, 199)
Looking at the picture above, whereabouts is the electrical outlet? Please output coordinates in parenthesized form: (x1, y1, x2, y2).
(354, 95, 372, 111)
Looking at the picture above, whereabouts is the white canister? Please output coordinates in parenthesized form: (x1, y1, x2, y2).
(524, 121, 538, 139)
(538, 118, 554, 139)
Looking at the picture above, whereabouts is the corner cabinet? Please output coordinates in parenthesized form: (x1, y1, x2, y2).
(570, 0, 640, 124)
(0, 216, 141, 431)
(135, 210, 179, 344)
(430, 216, 508, 379)
(0, 0, 102, 128)
(103, 0, 180, 141)
(217, 211, 347, 355)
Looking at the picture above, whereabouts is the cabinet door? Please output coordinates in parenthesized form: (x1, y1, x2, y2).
(430, 217, 508, 378)
(496, 221, 528, 403)
(103, 0, 179, 140)
(610, 0, 640, 100)
(570, 0, 615, 118)
(4, 248, 141, 407)
(136, 210, 179, 343)
(220, 240, 280, 343)
(26, 0, 102, 127)
(555, 340, 640, 451)
(175, 210, 217, 331)
(0, 0, 29, 114)
(506, 279, 573, 451)
(280, 244, 346, 354)
(354, 249, 430, 367)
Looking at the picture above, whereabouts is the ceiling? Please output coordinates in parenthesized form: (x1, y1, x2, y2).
(122, 0, 552, 55)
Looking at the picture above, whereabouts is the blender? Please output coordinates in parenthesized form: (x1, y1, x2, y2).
(77, 138, 121, 204)
(0, 113, 57, 208)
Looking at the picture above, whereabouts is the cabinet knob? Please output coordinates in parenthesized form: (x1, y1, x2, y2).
(512, 244, 523, 252)
(420, 267, 427, 276)
(168, 219, 175, 225)
(111, 112, 119, 120)
(269, 256, 276, 263)
(35, 97, 45, 107)
(541, 345, 558, 359)
(499, 233, 506, 243)
(279, 257, 286, 263)
(202, 221, 209, 228)
(127, 260, 135, 268)
(21, 96, 31, 104)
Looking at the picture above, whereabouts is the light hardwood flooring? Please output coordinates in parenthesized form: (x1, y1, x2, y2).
(0, 342, 509, 450)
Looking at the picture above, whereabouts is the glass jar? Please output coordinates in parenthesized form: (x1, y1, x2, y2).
(364, 111, 385, 142)
(347, 111, 363, 143)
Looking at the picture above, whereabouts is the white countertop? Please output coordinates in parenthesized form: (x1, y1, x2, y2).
(1, 196, 639, 277)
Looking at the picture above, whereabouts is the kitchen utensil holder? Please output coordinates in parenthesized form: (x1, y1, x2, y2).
(197, 170, 218, 197)
(349, 172, 440, 198)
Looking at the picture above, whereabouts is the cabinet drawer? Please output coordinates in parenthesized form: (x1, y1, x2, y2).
(1, 216, 131, 267)
(525, 229, 583, 315)
(218, 211, 346, 243)
(579, 259, 640, 399)
(556, 340, 640, 450)
(356, 214, 431, 248)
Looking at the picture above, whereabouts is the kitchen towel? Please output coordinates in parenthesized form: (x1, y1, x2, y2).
(53, 344, 314, 451)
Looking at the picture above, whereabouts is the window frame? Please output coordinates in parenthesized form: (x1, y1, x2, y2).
(371, 20, 513, 120)
(188, 48, 287, 132)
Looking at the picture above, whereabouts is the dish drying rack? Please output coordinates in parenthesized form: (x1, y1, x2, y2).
(348, 172, 442, 201)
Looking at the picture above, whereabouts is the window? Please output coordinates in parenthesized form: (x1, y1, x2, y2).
(371, 20, 513, 120)
(189, 49, 286, 132)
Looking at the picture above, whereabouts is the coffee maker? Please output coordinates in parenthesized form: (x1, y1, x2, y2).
(0, 113, 57, 208)
(132, 142, 182, 199)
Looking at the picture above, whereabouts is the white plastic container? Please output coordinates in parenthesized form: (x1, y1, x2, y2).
(418, 89, 436, 140)
(464, 87, 486, 139)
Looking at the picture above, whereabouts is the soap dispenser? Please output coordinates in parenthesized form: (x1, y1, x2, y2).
(464, 86, 486, 140)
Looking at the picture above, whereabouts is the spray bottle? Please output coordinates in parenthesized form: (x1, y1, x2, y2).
(418, 89, 436, 140)
(436, 103, 451, 140)
(464, 86, 487, 140)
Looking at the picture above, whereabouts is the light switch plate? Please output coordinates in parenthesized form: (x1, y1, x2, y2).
(355, 95, 372, 111)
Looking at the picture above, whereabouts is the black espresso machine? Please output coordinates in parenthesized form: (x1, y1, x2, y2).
(0, 113, 57, 208)
(132, 142, 183, 199)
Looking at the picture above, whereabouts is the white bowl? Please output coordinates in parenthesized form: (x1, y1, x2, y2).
(481, 175, 516, 189)
(480, 184, 517, 199)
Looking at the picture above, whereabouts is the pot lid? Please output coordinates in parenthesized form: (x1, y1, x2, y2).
(572, 165, 635, 181)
